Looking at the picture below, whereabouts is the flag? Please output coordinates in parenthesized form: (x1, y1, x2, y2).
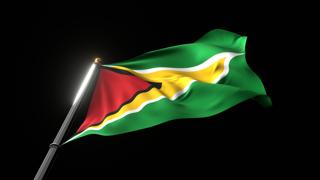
(68, 29, 271, 142)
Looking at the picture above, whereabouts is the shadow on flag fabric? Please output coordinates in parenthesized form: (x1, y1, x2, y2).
(67, 29, 271, 143)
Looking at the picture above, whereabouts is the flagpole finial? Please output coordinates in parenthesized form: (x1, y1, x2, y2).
(94, 57, 102, 64)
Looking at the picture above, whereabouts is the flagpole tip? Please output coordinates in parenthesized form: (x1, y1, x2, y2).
(94, 57, 102, 64)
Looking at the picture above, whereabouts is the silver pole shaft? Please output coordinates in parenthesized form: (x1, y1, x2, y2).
(34, 60, 101, 180)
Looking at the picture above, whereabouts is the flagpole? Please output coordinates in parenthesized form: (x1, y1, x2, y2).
(34, 58, 102, 180)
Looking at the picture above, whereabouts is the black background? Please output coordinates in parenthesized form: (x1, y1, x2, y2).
(14, 1, 292, 179)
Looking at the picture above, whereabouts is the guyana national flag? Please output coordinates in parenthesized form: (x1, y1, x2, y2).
(68, 29, 271, 142)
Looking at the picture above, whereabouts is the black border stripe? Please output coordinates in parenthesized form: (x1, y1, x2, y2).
(101, 66, 162, 89)
(77, 67, 162, 133)
(101, 66, 135, 76)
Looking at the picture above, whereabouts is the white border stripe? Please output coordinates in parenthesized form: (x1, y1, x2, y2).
(68, 96, 166, 141)
(106, 52, 242, 74)
(171, 80, 196, 100)
(69, 52, 243, 141)
(91, 95, 165, 131)
(212, 53, 238, 83)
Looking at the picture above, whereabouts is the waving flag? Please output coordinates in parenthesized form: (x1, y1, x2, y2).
(68, 29, 271, 142)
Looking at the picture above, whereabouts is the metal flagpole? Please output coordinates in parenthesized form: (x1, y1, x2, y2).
(34, 58, 102, 180)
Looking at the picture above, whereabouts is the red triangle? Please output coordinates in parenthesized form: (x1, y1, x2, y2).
(77, 67, 153, 133)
